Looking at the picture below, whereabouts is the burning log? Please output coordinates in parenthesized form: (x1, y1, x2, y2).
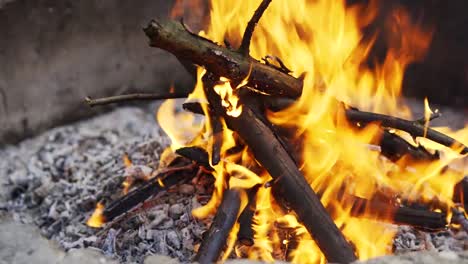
(377, 130, 439, 162)
(195, 189, 242, 264)
(185, 100, 438, 163)
(175, 146, 212, 169)
(91, 162, 197, 225)
(143, 20, 303, 99)
(237, 185, 260, 246)
(345, 107, 468, 155)
(210, 114, 223, 165)
(201, 72, 357, 263)
(349, 195, 447, 230)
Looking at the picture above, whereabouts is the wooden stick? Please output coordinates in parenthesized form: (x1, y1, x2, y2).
(182, 102, 205, 115)
(237, 185, 260, 246)
(85, 92, 189, 107)
(349, 195, 447, 230)
(102, 163, 197, 222)
(143, 20, 303, 98)
(175, 146, 212, 169)
(377, 129, 439, 162)
(345, 108, 468, 154)
(195, 189, 242, 264)
(202, 72, 357, 263)
(239, 0, 272, 55)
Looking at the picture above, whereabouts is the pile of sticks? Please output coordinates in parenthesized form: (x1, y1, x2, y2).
(86, 1, 468, 263)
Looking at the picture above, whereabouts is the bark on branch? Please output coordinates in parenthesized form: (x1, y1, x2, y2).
(195, 189, 242, 264)
(143, 19, 303, 98)
(239, 0, 272, 55)
(85, 92, 188, 107)
(346, 108, 468, 155)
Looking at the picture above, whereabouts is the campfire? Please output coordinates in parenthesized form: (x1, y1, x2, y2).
(81, 0, 468, 263)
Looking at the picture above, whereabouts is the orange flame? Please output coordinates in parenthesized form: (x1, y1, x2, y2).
(86, 202, 106, 228)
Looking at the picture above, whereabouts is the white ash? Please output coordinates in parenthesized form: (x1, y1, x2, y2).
(393, 226, 468, 254)
(1, 103, 467, 263)
(0, 106, 207, 263)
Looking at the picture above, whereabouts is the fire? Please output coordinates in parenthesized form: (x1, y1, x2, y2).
(214, 77, 243, 117)
(87, 202, 106, 228)
(157, 0, 468, 262)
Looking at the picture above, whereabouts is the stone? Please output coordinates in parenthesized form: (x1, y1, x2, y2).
(148, 210, 168, 228)
(166, 230, 181, 250)
(178, 184, 195, 195)
(169, 204, 184, 219)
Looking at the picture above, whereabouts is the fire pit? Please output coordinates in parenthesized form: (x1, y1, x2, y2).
(2, 0, 468, 263)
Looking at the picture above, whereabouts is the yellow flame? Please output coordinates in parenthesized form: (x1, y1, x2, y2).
(86, 202, 106, 228)
(423, 97, 433, 138)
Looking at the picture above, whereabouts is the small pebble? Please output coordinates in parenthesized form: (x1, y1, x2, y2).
(166, 230, 181, 250)
(178, 184, 195, 195)
(148, 210, 168, 228)
(169, 204, 184, 219)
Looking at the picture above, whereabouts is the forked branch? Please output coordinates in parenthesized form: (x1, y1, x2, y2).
(345, 108, 468, 154)
(239, 0, 273, 55)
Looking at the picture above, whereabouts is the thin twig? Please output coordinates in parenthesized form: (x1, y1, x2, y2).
(239, 0, 272, 55)
(85, 92, 189, 107)
(345, 108, 468, 154)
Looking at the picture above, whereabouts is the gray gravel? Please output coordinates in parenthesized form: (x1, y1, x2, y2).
(0, 105, 206, 263)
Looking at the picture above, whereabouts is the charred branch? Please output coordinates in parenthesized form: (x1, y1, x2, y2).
(239, 0, 272, 55)
(195, 189, 242, 264)
(202, 72, 357, 263)
(377, 130, 439, 162)
(85, 92, 189, 107)
(345, 108, 468, 155)
(237, 185, 260, 246)
(182, 102, 206, 115)
(143, 20, 303, 98)
(102, 163, 197, 222)
(175, 147, 212, 169)
(210, 114, 223, 165)
(349, 195, 447, 230)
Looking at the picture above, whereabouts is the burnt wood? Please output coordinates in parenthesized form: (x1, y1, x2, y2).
(102, 163, 196, 222)
(377, 129, 439, 162)
(345, 108, 468, 155)
(202, 72, 357, 263)
(237, 185, 260, 246)
(143, 20, 303, 98)
(349, 195, 447, 230)
(195, 189, 242, 264)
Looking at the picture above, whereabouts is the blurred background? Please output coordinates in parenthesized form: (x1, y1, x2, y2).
(0, 0, 466, 145)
